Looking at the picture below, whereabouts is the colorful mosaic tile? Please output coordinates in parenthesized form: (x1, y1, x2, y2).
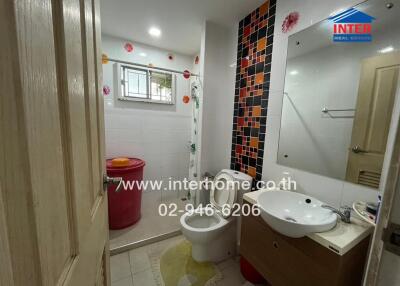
(230, 0, 276, 184)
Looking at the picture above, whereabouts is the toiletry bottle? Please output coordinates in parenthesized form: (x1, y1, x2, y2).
(375, 195, 382, 223)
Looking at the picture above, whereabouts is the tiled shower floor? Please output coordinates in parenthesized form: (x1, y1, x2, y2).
(109, 190, 188, 250)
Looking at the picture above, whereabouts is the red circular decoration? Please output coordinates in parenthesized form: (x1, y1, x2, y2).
(168, 54, 174, 60)
(282, 12, 300, 33)
(103, 85, 111, 96)
(183, 70, 191, 79)
(183, 95, 190, 104)
(124, 42, 134, 53)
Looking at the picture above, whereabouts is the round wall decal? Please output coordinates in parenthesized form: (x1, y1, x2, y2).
(183, 95, 190, 104)
(282, 12, 300, 33)
(102, 53, 109, 64)
(183, 70, 191, 79)
(124, 42, 134, 53)
(103, 85, 111, 96)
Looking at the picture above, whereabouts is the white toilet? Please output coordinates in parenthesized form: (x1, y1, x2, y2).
(180, 169, 253, 262)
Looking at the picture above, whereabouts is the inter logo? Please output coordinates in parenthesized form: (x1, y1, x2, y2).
(329, 8, 375, 42)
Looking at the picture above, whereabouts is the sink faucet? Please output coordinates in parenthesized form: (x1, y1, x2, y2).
(321, 205, 351, 223)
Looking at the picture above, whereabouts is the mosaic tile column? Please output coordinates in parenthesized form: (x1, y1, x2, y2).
(230, 0, 276, 183)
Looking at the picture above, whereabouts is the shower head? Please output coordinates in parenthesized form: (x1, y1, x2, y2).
(191, 84, 199, 98)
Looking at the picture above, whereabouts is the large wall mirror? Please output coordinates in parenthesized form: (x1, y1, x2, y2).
(278, 0, 400, 189)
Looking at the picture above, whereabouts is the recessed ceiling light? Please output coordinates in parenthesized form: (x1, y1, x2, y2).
(139, 52, 147, 57)
(379, 46, 394, 54)
(148, 27, 161, 37)
(289, 70, 299, 75)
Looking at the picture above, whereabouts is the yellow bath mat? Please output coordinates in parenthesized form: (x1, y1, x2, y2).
(149, 240, 223, 286)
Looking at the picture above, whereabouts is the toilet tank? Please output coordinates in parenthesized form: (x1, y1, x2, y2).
(218, 169, 253, 204)
(216, 169, 253, 248)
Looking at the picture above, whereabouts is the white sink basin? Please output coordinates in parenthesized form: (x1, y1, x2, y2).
(257, 191, 337, 238)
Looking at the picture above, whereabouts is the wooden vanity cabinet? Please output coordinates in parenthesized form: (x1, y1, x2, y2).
(240, 210, 370, 286)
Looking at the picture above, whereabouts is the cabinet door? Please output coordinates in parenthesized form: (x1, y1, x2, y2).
(240, 212, 370, 286)
(240, 214, 338, 286)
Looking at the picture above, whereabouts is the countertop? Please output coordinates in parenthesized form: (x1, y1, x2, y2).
(243, 189, 374, 255)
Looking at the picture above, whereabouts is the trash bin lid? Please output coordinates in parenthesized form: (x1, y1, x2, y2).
(106, 158, 145, 171)
(111, 157, 130, 167)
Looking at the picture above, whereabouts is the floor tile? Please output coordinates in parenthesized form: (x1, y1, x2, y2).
(111, 276, 134, 286)
(110, 235, 250, 286)
(129, 248, 152, 274)
(217, 263, 246, 286)
(132, 269, 157, 286)
(146, 235, 184, 256)
(110, 253, 132, 282)
(217, 258, 236, 271)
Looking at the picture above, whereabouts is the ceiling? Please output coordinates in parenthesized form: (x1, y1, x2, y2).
(100, 0, 265, 55)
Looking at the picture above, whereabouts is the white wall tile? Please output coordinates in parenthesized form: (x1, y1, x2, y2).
(103, 35, 193, 181)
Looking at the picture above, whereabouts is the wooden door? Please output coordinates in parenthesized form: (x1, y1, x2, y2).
(0, 0, 110, 285)
(346, 52, 400, 188)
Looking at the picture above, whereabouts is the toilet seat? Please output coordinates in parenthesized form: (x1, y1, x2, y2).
(180, 169, 253, 262)
(180, 207, 237, 262)
(180, 210, 231, 234)
(210, 172, 237, 217)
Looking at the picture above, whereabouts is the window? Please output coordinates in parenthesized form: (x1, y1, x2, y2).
(120, 65, 174, 104)
(121, 66, 148, 98)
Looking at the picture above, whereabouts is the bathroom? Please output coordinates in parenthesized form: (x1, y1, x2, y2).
(100, 0, 400, 284)
(1, 0, 400, 285)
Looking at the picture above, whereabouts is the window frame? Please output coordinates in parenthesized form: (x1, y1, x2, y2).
(117, 63, 176, 105)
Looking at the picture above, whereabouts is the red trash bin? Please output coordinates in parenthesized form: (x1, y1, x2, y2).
(106, 157, 145, 230)
(240, 256, 267, 284)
